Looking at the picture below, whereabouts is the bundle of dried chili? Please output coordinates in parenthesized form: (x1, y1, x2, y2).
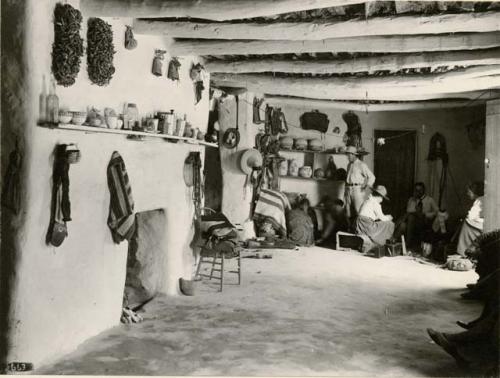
(87, 18, 116, 86)
(51, 3, 84, 87)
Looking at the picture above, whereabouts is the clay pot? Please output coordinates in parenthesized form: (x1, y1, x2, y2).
(288, 159, 299, 176)
(179, 278, 195, 296)
(278, 159, 288, 176)
(314, 168, 325, 179)
(197, 130, 205, 140)
(294, 138, 307, 150)
(279, 136, 294, 150)
(308, 138, 322, 151)
(299, 166, 312, 178)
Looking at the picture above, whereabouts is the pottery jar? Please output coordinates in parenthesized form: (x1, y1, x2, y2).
(278, 159, 288, 176)
(288, 159, 299, 176)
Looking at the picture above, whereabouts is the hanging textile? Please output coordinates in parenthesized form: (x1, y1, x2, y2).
(253, 97, 265, 124)
(1, 140, 23, 214)
(107, 151, 136, 244)
(427, 132, 449, 209)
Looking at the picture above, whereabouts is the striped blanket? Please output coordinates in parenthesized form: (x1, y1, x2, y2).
(253, 189, 291, 237)
(107, 151, 136, 243)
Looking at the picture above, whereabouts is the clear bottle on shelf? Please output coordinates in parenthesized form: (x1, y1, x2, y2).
(46, 76, 59, 124)
(39, 75, 47, 123)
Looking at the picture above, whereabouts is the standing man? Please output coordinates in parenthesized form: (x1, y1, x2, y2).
(344, 146, 375, 220)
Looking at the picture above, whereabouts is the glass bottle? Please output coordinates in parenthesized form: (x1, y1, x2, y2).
(46, 77, 59, 124)
(39, 75, 47, 123)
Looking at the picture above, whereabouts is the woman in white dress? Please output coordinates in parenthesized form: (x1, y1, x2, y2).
(457, 181, 484, 256)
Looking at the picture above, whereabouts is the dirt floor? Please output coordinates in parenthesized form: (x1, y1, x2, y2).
(36, 247, 482, 376)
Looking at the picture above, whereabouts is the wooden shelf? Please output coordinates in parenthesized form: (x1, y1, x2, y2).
(280, 148, 342, 154)
(280, 149, 368, 155)
(39, 123, 219, 148)
(279, 175, 329, 182)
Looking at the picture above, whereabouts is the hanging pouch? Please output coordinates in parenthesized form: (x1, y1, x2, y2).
(152, 50, 166, 76)
(300, 110, 329, 133)
(167, 57, 181, 81)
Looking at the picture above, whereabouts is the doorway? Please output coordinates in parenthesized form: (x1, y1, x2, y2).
(374, 130, 416, 219)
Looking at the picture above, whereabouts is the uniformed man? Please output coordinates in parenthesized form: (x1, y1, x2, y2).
(344, 146, 375, 220)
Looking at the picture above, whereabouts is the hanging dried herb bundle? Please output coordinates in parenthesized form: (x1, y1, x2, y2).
(87, 18, 116, 86)
(51, 3, 84, 87)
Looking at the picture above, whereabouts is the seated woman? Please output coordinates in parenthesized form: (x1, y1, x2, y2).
(286, 197, 315, 246)
(354, 185, 394, 251)
(457, 181, 484, 257)
(316, 197, 349, 249)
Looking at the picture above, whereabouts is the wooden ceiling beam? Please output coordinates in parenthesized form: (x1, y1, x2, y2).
(264, 95, 491, 112)
(211, 67, 500, 101)
(80, 0, 364, 20)
(169, 32, 500, 56)
(135, 11, 500, 40)
(204, 48, 500, 74)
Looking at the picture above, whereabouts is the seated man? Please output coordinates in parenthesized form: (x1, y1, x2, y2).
(316, 197, 349, 249)
(354, 185, 394, 251)
(396, 182, 438, 248)
(286, 197, 315, 247)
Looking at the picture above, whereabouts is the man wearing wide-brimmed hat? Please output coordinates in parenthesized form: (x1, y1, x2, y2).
(344, 146, 375, 220)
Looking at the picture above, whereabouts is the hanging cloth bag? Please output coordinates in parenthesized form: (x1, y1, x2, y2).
(167, 57, 181, 81)
(300, 110, 329, 133)
(152, 50, 166, 77)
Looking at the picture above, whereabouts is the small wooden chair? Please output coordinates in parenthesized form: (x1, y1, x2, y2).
(194, 208, 242, 292)
(195, 246, 241, 292)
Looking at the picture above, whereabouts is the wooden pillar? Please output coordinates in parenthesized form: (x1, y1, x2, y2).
(485, 99, 500, 232)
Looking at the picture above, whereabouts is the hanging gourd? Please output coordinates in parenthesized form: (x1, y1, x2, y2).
(87, 18, 116, 86)
(51, 3, 84, 87)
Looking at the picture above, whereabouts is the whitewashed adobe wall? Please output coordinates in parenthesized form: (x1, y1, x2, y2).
(1, 0, 209, 369)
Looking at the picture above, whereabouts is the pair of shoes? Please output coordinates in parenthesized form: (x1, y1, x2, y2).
(427, 328, 469, 368)
(456, 320, 472, 330)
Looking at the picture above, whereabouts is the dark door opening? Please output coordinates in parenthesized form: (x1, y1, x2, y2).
(374, 130, 416, 219)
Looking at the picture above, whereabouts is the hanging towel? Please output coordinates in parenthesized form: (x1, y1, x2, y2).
(253, 189, 291, 237)
(107, 151, 136, 243)
(1, 142, 23, 214)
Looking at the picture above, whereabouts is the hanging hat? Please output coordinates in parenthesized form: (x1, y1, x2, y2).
(345, 146, 358, 155)
(371, 185, 390, 201)
(239, 148, 263, 175)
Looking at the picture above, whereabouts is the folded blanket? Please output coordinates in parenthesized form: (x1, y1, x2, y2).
(253, 189, 291, 237)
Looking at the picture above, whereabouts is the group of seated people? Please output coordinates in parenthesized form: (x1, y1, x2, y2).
(282, 178, 485, 262)
(426, 229, 500, 374)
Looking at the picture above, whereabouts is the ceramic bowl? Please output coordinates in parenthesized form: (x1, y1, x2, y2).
(299, 166, 312, 178)
(59, 115, 73, 124)
(90, 118, 102, 127)
(294, 138, 307, 150)
(71, 112, 87, 125)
